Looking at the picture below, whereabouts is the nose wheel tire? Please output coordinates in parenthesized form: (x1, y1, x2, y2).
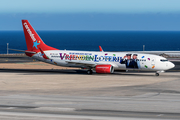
(87, 70, 93, 74)
(155, 73, 159, 76)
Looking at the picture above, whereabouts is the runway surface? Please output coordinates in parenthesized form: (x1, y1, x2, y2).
(0, 71, 180, 120)
(0, 56, 180, 119)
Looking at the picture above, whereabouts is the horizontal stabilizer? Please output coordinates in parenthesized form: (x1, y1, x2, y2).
(8, 48, 36, 54)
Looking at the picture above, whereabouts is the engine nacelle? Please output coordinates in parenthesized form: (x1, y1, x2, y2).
(95, 64, 114, 73)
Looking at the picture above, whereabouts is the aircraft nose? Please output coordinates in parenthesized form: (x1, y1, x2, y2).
(169, 62, 175, 69)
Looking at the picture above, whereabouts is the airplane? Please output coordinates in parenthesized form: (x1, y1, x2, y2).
(10, 20, 175, 76)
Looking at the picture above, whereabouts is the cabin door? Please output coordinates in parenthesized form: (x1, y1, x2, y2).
(151, 58, 156, 65)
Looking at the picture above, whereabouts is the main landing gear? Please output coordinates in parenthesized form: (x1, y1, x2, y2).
(155, 73, 159, 76)
(87, 69, 93, 74)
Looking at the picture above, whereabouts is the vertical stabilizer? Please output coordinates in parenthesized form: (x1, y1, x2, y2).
(22, 20, 58, 53)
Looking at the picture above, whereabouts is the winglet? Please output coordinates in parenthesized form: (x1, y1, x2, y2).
(39, 48, 49, 59)
(99, 46, 104, 52)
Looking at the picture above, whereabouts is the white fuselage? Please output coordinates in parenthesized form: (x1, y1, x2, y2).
(32, 50, 175, 72)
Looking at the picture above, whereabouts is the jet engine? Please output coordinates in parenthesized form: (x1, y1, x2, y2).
(95, 64, 114, 73)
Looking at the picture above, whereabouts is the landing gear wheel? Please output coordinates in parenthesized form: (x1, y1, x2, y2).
(155, 73, 159, 76)
(87, 70, 92, 74)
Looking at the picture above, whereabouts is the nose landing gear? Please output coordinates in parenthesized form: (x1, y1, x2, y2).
(155, 70, 165, 76)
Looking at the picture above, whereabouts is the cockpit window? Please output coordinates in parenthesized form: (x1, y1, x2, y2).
(160, 59, 168, 62)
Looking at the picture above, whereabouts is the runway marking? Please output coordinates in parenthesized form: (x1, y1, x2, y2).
(35, 107, 76, 111)
(157, 114, 164, 116)
(0, 111, 172, 120)
(6, 107, 15, 110)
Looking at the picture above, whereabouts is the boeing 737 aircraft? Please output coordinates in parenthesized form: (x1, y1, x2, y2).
(11, 20, 175, 76)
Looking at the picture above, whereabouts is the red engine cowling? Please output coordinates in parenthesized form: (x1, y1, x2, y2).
(95, 64, 114, 73)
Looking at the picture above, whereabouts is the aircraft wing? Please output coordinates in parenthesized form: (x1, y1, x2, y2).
(65, 60, 96, 67)
(65, 60, 113, 68)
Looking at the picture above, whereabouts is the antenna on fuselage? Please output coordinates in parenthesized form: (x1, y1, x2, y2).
(143, 45, 145, 51)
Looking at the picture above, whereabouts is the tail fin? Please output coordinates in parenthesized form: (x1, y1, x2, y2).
(22, 20, 58, 53)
